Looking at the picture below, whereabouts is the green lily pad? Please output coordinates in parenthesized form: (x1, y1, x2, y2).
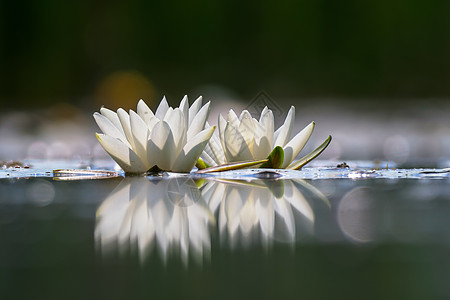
(288, 135, 332, 170)
(260, 146, 284, 169)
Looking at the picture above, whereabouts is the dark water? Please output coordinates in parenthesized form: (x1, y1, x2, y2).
(1, 166, 450, 299)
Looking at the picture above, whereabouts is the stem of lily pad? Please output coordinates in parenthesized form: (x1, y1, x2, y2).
(196, 159, 269, 174)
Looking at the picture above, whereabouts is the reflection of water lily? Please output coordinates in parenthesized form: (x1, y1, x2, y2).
(94, 96, 214, 173)
(201, 178, 317, 247)
(202, 106, 327, 169)
(95, 177, 214, 264)
(95, 176, 328, 264)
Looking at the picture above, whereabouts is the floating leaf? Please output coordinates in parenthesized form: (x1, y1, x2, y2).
(260, 146, 284, 168)
(53, 169, 120, 181)
(196, 159, 268, 174)
(288, 135, 332, 170)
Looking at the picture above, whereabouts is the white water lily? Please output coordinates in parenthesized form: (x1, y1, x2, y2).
(94, 96, 215, 173)
(201, 106, 317, 169)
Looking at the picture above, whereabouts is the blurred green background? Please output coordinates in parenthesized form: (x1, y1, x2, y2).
(1, 0, 449, 110)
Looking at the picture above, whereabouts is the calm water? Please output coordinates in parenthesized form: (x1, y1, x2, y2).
(1, 162, 450, 299)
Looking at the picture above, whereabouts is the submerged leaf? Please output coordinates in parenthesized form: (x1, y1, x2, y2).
(195, 159, 268, 174)
(288, 135, 332, 170)
(260, 146, 284, 168)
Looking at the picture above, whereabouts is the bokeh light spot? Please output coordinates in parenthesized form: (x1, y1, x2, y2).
(27, 179, 55, 207)
(95, 71, 156, 110)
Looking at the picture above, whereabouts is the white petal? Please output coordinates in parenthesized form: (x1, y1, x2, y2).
(282, 121, 315, 168)
(179, 95, 189, 129)
(147, 121, 176, 170)
(223, 122, 254, 162)
(100, 107, 126, 137)
(172, 126, 215, 172)
(203, 128, 226, 166)
(164, 108, 186, 155)
(137, 99, 155, 125)
(227, 109, 240, 128)
(218, 114, 227, 152)
(259, 106, 269, 119)
(253, 109, 274, 160)
(238, 110, 256, 154)
(209, 132, 226, 165)
(274, 106, 295, 147)
(146, 116, 160, 133)
(163, 107, 174, 121)
(252, 136, 271, 160)
(117, 108, 135, 150)
(188, 96, 203, 126)
(93, 112, 131, 148)
(187, 101, 210, 140)
(129, 110, 150, 162)
(155, 96, 170, 120)
(201, 148, 216, 166)
(96, 133, 148, 173)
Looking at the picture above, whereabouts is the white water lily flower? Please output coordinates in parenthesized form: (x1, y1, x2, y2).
(94, 96, 215, 173)
(202, 106, 315, 169)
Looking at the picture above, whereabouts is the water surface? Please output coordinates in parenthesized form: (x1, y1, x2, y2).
(1, 161, 450, 299)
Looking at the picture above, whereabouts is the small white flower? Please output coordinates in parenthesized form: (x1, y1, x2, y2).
(94, 96, 215, 173)
(202, 106, 316, 169)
